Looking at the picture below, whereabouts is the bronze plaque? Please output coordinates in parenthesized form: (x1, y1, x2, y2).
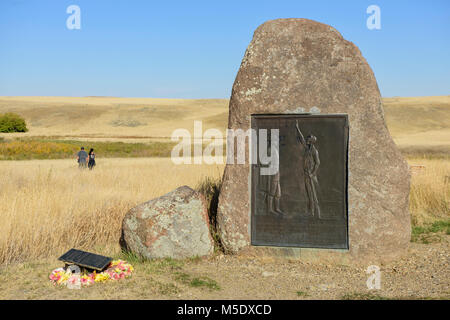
(58, 248, 112, 271)
(251, 114, 349, 249)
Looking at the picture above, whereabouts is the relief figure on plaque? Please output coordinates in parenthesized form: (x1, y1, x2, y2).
(295, 120, 321, 218)
(266, 134, 284, 217)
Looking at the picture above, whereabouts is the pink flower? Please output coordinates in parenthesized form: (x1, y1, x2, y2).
(68, 275, 80, 284)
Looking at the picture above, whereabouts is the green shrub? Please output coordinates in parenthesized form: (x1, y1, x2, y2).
(0, 113, 28, 133)
(411, 219, 450, 243)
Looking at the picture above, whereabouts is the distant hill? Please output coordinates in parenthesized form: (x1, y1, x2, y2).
(383, 96, 450, 157)
(0, 95, 448, 157)
(0, 96, 228, 141)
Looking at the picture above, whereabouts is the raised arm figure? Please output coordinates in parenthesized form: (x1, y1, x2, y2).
(295, 120, 306, 147)
(294, 119, 321, 219)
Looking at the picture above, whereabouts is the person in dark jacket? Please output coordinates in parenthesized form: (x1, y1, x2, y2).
(88, 148, 96, 170)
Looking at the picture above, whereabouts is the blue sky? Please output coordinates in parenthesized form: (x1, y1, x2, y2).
(0, 0, 449, 98)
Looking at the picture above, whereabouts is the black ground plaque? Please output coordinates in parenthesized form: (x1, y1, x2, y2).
(58, 248, 112, 271)
(251, 114, 349, 249)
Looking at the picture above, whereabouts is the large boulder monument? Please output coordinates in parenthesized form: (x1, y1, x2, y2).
(216, 18, 411, 263)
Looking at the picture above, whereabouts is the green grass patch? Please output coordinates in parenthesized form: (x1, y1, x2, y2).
(411, 219, 450, 243)
(341, 293, 391, 300)
(142, 258, 184, 275)
(152, 258, 184, 270)
(296, 291, 308, 297)
(157, 281, 180, 295)
(175, 272, 191, 283)
(174, 272, 220, 291)
(117, 250, 185, 276)
(428, 220, 450, 234)
(118, 250, 148, 265)
(190, 277, 220, 290)
(0, 138, 176, 160)
(187, 256, 202, 264)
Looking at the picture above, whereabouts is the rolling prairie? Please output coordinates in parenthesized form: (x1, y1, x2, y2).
(0, 96, 228, 141)
(0, 95, 448, 300)
(0, 95, 448, 264)
(1, 96, 449, 158)
(383, 96, 450, 157)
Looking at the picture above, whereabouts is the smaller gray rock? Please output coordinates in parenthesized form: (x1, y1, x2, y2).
(121, 186, 214, 259)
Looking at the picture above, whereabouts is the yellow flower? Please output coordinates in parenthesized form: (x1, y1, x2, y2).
(57, 272, 70, 285)
(94, 272, 110, 282)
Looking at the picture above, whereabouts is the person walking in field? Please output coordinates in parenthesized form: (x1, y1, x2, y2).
(88, 148, 96, 170)
(76, 147, 88, 169)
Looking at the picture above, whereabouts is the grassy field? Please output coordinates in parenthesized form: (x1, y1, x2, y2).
(409, 159, 450, 226)
(0, 139, 175, 160)
(0, 158, 224, 265)
(0, 96, 448, 299)
(0, 95, 448, 264)
(0, 96, 228, 140)
(1, 96, 449, 159)
(383, 96, 450, 158)
(0, 156, 447, 266)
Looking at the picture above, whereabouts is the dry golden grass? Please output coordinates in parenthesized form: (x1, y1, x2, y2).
(408, 159, 450, 226)
(383, 96, 450, 157)
(0, 95, 448, 266)
(0, 157, 447, 266)
(0, 158, 224, 265)
(0, 139, 175, 160)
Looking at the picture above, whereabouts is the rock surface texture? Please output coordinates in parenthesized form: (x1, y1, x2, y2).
(216, 18, 411, 263)
(121, 186, 214, 259)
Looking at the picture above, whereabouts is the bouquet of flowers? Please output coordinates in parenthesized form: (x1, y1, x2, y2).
(49, 260, 134, 287)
